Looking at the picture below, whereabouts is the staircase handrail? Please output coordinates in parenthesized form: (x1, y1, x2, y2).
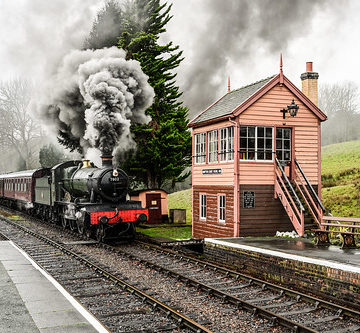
(275, 158, 305, 212)
(294, 158, 325, 212)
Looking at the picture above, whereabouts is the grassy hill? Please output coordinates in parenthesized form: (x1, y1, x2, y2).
(167, 140, 360, 222)
(321, 140, 360, 217)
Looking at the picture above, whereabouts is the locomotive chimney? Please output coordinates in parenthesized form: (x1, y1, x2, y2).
(101, 154, 113, 168)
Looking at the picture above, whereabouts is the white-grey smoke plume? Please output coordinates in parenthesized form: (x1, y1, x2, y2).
(35, 47, 154, 160)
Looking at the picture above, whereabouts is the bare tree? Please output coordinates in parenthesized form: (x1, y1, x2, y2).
(319, 82, 360, 146)
(0, 79, 42, 170)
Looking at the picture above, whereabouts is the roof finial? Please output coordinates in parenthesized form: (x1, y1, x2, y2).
(279, 53, 284, 85)
(227, 76, 231, 93)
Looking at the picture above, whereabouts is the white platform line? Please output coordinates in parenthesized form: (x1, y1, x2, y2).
(205, 238, 360, 274)
(9, 240, 110, 333)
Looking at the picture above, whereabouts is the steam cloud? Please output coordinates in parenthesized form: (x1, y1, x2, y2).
(35, 47, 154, 160)
(167, 0, 343, 117)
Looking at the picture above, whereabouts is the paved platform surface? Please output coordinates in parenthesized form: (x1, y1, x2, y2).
(0, 240, 106, 333)
(206, 237, 360, 273)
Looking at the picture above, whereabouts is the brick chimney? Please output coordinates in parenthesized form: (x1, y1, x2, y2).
(300, 62, 319, 106)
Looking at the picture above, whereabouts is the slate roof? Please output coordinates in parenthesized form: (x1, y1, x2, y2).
(190, 75, 276, 125)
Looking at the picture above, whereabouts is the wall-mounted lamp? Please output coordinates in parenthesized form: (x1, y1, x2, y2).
(280, 99, 299, 119)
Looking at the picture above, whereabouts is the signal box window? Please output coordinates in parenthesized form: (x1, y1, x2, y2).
(208, 130, 218, 163)
(219, 127, 234, 162)
(194, 133, 206, 164)
(218, 195, 226, 222)
(240, 126, 273, 161)
(200, 194, 207, 220)
(276, 128, 291, 162)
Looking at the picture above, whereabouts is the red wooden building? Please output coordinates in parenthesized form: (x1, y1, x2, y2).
(188, 60, 327, 239)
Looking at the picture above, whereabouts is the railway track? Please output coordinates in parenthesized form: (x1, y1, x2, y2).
(1, 208, 360, 332)
(102, 241, 360, 333)
(0, 217, 211, 333)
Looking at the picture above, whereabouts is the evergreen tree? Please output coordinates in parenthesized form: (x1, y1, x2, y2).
(118, 0, 191, 189)
(84, 0, 123, 49)
(39, 144, 66, 168)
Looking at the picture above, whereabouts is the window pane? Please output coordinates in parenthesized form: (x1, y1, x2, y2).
(276, 139, 282, 149)
(240, 126, 247, 137)
(257, 151, 265, 160)
(266, 139, 272, 149)
(265, 151, 273, 160)
(257, 127, 264, 137)
(284, 140, 290, 150)
(248, 138, 255, 149)
(284, 129, 290, 139)
(266, 127, 272, 138)
(248, 126, 255, 137)
(258, 138, 264, 148)
(240, 138, 247, 148)
(276, 128, 282, 138)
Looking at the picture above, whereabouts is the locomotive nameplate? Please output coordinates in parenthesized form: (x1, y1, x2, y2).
(243, 191, 255, 208)
(202, 168, 222, 175)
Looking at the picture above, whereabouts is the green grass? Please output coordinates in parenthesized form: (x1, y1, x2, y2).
(321, 140, 360, 217)
(168, 188, 192, 224)
(137, 225, 192, 240)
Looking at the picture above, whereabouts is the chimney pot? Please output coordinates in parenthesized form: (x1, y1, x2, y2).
(306, 62, 313, 72)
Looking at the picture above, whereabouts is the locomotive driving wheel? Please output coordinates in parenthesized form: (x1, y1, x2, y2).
(61, 216, 68, 229)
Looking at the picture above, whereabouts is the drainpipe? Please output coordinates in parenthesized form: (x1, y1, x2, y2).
(229, 117, 240, 237)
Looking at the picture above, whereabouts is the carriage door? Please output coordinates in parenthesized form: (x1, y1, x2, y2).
(276, 128, 292, 178)
(146, 193, 162, 224)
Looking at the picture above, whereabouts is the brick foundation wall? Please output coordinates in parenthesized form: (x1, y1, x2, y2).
(204, 242, 360, 309)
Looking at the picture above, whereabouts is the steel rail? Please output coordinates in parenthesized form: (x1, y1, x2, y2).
(134, 241, 360, 321)
(101, 242, 323, 333)
(2, 217, 212, 333)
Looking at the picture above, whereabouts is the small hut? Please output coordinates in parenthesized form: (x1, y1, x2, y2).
(129, 189, 168, 224)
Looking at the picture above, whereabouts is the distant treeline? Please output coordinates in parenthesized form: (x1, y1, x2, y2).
(319, 82, 360, 146)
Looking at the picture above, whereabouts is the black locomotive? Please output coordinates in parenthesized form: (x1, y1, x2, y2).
(0, 156, 148, 241)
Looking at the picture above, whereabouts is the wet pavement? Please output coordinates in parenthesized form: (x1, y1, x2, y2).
(206, 237, 360, 272)
(0, 241, 105, 333)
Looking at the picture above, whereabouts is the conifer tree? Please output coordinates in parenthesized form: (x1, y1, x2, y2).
(118, 0, 191, 189)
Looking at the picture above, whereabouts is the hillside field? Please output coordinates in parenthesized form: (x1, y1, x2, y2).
(168, 140, 360, 223)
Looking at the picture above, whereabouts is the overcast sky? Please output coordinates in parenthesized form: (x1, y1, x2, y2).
(0, 0, 358, 117)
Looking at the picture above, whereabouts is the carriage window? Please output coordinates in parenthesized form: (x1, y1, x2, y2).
(194, 133, 206, 164)
(208, 130, 218, 163)
(240, 126, 273, 161)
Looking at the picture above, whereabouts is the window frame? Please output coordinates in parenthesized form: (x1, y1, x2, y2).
(194, 132, 206, 164)
(200, 193, 207, 220)
(218, 194, 226, 223)
(239, 125, 274, 162)
(208, 130, 218, 164)
(219, 126, 234, 163)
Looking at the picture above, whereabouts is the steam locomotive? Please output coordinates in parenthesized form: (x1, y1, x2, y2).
(0, 156, 148, 241)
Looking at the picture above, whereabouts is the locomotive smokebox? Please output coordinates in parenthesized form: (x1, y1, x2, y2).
(101, 154, 113, 168)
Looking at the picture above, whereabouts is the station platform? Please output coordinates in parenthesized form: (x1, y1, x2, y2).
(206, 237, 360, 273)
(203, 237, 360, 308)
(0, 240, 108, 333)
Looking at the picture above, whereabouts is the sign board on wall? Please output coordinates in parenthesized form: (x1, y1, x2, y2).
(243, 191, 255, 208)
(202, 168, 222, 175)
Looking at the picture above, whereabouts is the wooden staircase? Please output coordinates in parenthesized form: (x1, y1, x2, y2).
(274, 158, 325, 236)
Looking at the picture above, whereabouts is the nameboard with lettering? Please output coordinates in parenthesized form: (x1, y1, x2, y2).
(243, 191, 255, 208)
(202, 168, 222, 175)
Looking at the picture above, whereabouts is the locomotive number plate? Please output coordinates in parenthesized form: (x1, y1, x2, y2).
(110, 177, 120, 182)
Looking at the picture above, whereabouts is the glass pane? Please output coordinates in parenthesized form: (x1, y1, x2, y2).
(266, 139, 272, 149)
(276, 139, 282, 149)
(265, 151, 273, 160)
(284, 150, 291, 160)
(249, 138, 255, 148)
(257, 127, 264, 137)
(276, 128, 282, 138)
(240, 126, 247, 137)
(258, 138, 264, 148)
(248, 126, 255, 137)
(240, 138, 247, 148)
(257, 151, 265, 160)
(266, 127, 272, 137)
(284, 129, 291, 139)
(284, 140, 290, 149)
(248, 150, 255, 160)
